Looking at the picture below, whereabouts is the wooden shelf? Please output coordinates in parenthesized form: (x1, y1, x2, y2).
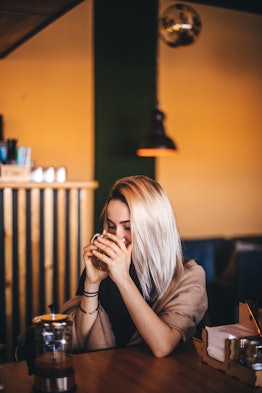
(0, 180, 99, 189)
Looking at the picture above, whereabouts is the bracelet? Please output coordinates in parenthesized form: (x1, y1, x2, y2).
(83, 290, 99, 297)
(79, 303, 99, 315)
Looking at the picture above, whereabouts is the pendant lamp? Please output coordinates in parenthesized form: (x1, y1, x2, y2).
(136, 3, 202, 157)
(136, 102, 177, 157)
(136, 2, 178, 158)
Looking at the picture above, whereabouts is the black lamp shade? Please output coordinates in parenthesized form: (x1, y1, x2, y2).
(136, 106, 177, 157)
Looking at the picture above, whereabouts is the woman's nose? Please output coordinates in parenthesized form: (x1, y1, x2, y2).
(115, 228, 125, 239)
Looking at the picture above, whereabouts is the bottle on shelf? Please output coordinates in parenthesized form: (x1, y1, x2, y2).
(0, 115, 6, 164)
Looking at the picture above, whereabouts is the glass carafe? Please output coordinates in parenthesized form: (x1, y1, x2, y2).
(32, 309, 75, 393)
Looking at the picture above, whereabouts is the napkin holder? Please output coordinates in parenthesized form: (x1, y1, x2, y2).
(201, 302, 262, 387)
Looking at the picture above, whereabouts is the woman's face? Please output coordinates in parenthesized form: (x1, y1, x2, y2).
(106, 199, 131, 244)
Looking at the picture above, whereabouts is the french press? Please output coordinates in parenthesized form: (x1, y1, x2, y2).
(32, 305, 75, 393)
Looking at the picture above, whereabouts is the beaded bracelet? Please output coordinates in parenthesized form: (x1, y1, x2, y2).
(83, 290, 99, 297)
(79, 303, 99, 315)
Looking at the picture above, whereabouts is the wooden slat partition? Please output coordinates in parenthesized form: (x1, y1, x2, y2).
(18, 189, 26, 336)
(0, 181, 98, 361)
(57, 189, 66, 309)
(3, 188, 12, 362)
(31, 188, 40, 319)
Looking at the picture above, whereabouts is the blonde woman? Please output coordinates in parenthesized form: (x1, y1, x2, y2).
(62, 175, 207, 358)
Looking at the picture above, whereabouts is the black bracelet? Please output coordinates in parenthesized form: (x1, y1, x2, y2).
(83, 292, 98, 298)
(83, 290, 99, 297)
(79, 303, 99, 315)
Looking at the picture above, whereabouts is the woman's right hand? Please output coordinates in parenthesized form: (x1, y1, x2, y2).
(82, 243, 109, 284)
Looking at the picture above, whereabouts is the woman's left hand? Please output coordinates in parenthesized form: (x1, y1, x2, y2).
(92, 231, 132, 284)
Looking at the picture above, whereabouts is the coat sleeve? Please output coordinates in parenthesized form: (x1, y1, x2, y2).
(128, 260, 208, 346)
(61, 296, 116, 352)
(153, 260, 208, 341)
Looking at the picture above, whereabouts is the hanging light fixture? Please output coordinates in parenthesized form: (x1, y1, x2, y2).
(136, 1, 177, 158)
(136, 102, 177, 157)
(158, 3, 202, 48)
(137, 3, 202, 157)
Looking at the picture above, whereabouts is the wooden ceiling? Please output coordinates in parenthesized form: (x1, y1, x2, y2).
(182, 0, 262, 15)
(0, 0, 84, 59)
(0, 0, 261, 59)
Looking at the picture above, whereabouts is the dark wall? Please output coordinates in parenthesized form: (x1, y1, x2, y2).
(94, 0, 157, 230)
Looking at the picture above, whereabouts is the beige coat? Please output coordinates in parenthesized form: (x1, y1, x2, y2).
(61, 260, 208, 352)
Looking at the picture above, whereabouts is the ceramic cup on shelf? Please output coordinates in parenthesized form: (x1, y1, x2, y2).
(30, 167, 44, 182)
(56, 167, 66, 183)
(43, 167, 55, 183)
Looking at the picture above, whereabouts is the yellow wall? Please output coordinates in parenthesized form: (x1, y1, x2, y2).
(0, 1, 261, 238)
(0, 1, 94, 181)
(157, 1, 262, 238)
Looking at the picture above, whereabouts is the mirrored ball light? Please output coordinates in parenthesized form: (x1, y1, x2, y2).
(158, 3, 202, 48)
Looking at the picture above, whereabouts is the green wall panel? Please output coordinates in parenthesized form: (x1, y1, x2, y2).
(94, 0, 157, 230)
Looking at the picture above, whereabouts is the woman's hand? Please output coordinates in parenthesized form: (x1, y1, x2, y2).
(91, 231, 132, 284)
(82, 241, 109, 285)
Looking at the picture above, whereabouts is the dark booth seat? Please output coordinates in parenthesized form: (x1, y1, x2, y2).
(237, 249, 262, 305)
(182, 235, 262, 328)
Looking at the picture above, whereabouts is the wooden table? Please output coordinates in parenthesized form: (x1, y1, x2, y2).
(1, 340, 262, 393)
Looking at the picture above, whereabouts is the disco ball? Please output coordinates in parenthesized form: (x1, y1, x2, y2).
(158, 3, 202, 48)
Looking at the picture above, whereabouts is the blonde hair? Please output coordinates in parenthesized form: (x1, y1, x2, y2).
(102, 175, 184, 300)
